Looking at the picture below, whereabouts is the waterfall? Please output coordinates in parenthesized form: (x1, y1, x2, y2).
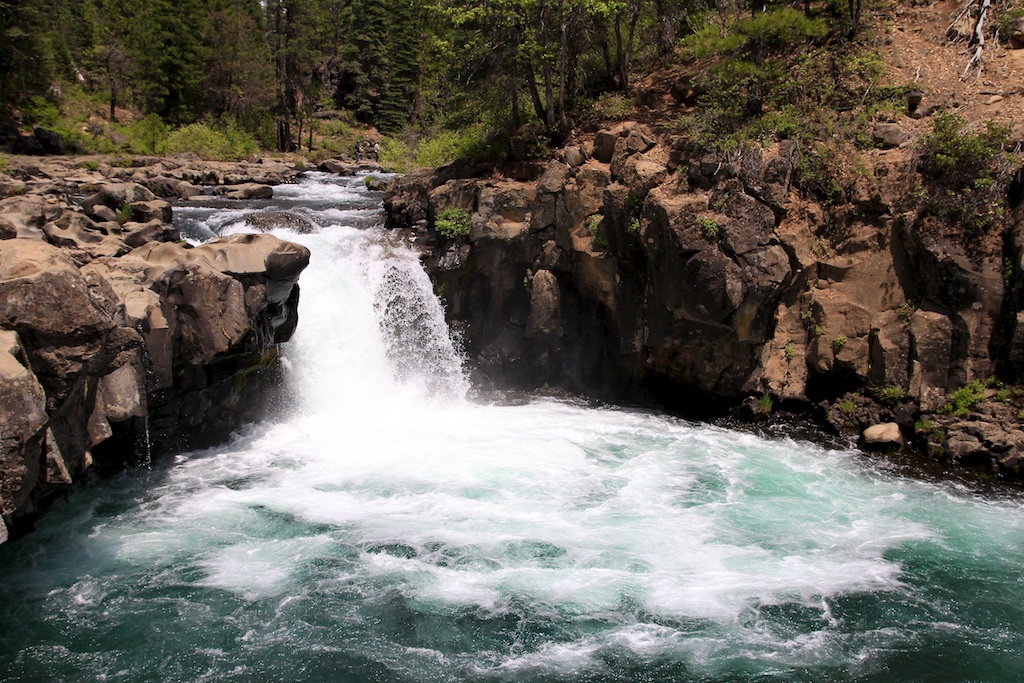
(0, 173, 1022, 683)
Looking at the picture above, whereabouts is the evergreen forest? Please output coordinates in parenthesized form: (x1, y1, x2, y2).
(0, 0, 1014, 168)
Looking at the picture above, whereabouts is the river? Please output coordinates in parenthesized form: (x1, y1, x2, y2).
(1, 173, 1022, 682)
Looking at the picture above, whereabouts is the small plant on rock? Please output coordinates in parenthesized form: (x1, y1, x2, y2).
(587, 215, 610, 249)
(758, 393, 774, 414)
(435, 206, 472, 239)
(941, 379, 987, 417)
(698, 216, 721, 241)
(832, 334, 847, 352)
(875, 385, 906, 405)
(115, 204, 132, 225)
(784, 341, 795, 360)
(838, 398, 857, 416)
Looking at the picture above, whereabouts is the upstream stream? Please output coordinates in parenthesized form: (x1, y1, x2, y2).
(1, 173, 1023, 682)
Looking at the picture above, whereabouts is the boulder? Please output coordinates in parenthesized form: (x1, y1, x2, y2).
(11, 135, 44, 156)
(0, 240, 136, 398)
(319, 159, 358, 175)
(41, 212, 128, 261)
(872, 123, 912, 149)
(33, 128, 66, 155)
(526, 270, 563, 339)
(0, 330, 47, 522)
(129, 199, 172, 224)
(144, 176, 202, 200)
(364, 176, 390, 192)
(1009, 16, 1024, 49)
(0, 195, 53, 239)
(81, 183, 158, 215)
(216, 183, 274, 200)
(122, 219, 179, 248)
(239, 211, 318, 234)
(861, 422, 905, 450)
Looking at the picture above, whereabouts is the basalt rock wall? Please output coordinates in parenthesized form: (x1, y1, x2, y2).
(0, 170, 309, 543)
(384, 122, 1024, 480)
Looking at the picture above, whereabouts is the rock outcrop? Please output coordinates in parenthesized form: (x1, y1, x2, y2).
(0, 170, 309, 542)
(384, 121, 1024, 481)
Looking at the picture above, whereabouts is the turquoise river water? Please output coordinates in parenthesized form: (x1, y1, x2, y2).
(1, 174, 1022, 682)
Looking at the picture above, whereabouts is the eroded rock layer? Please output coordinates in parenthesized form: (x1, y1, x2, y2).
(384, 122, 1024, 482)
(0, 173, 309, 542)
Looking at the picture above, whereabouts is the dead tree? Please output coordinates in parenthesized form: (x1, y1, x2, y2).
(949, 0, 996, 80)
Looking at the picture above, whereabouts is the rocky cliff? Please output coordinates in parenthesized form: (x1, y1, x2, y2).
(383, 121, 1024, 483)
(0, 159, 310, 543)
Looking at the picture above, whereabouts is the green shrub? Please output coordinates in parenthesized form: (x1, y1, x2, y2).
(941, 379, 987, 416)
(115, 204, 132, 225)
(698, 216, 721, 241)
(379, 137, 414, 173)
(591, 93, 635, 120)
(435, 206, 472, 239)
(758, 392, 774, 414)
(875, 385, 905, 405)
(914, 114, 1012, 232)
(125, 114, 169, 155)
(588, 216, 610, 249)
(21, 95, 60, 127)
(832, 334, 847, 352)
(784, 341, 795, 360)
(838, 398, 857, 415)
(164, 122, 258, 161)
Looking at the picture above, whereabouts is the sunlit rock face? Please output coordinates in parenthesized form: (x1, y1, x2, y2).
(0, 179, 309, 541)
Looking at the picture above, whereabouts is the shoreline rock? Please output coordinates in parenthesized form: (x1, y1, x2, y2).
(383, 123, 1024, 486)
(0, 156, 310, 542)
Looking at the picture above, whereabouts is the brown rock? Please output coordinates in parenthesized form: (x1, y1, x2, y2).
(861, 422, 904, 450)
(526, 270, 563, 339)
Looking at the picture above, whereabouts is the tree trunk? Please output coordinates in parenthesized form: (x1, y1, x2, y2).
(511, 62, 521, 131)
(524, 61, 547, 123)
(543, 60, 555, 126)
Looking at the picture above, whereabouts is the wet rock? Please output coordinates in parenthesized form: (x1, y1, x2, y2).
(526, 270, 563, 339)
(241, 211, 318, 234)
(129, 199, 172, 224)
(319, 159, 357, 175)
(215, 183, 274, 200)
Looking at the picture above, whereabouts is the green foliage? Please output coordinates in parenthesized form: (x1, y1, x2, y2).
(941, 379, 987, 416)
(897, 300, 916, 328)
(832, 334, 847, 352)
(163, 122, 258, 161)
(875, 386, 906, 405)
(814, 325, 824, 337)
(698, 216, 721, 241)
(591, 93, 635, 120)
(125, 114, 169, 155)
(435, 206, 472, 239)
(0, 155, 8, 174)
(115, 204, 132, 225)
(914, 114, 1013, 232)
(914, 418, 932, 433)
(838, 399, 857, 416)
(628, 217, 640, 233)
(588, 216, 609, 249)
(21, 95, 60, 127)
(758, 392, 774, 414)
(784, 341, 795, 360)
